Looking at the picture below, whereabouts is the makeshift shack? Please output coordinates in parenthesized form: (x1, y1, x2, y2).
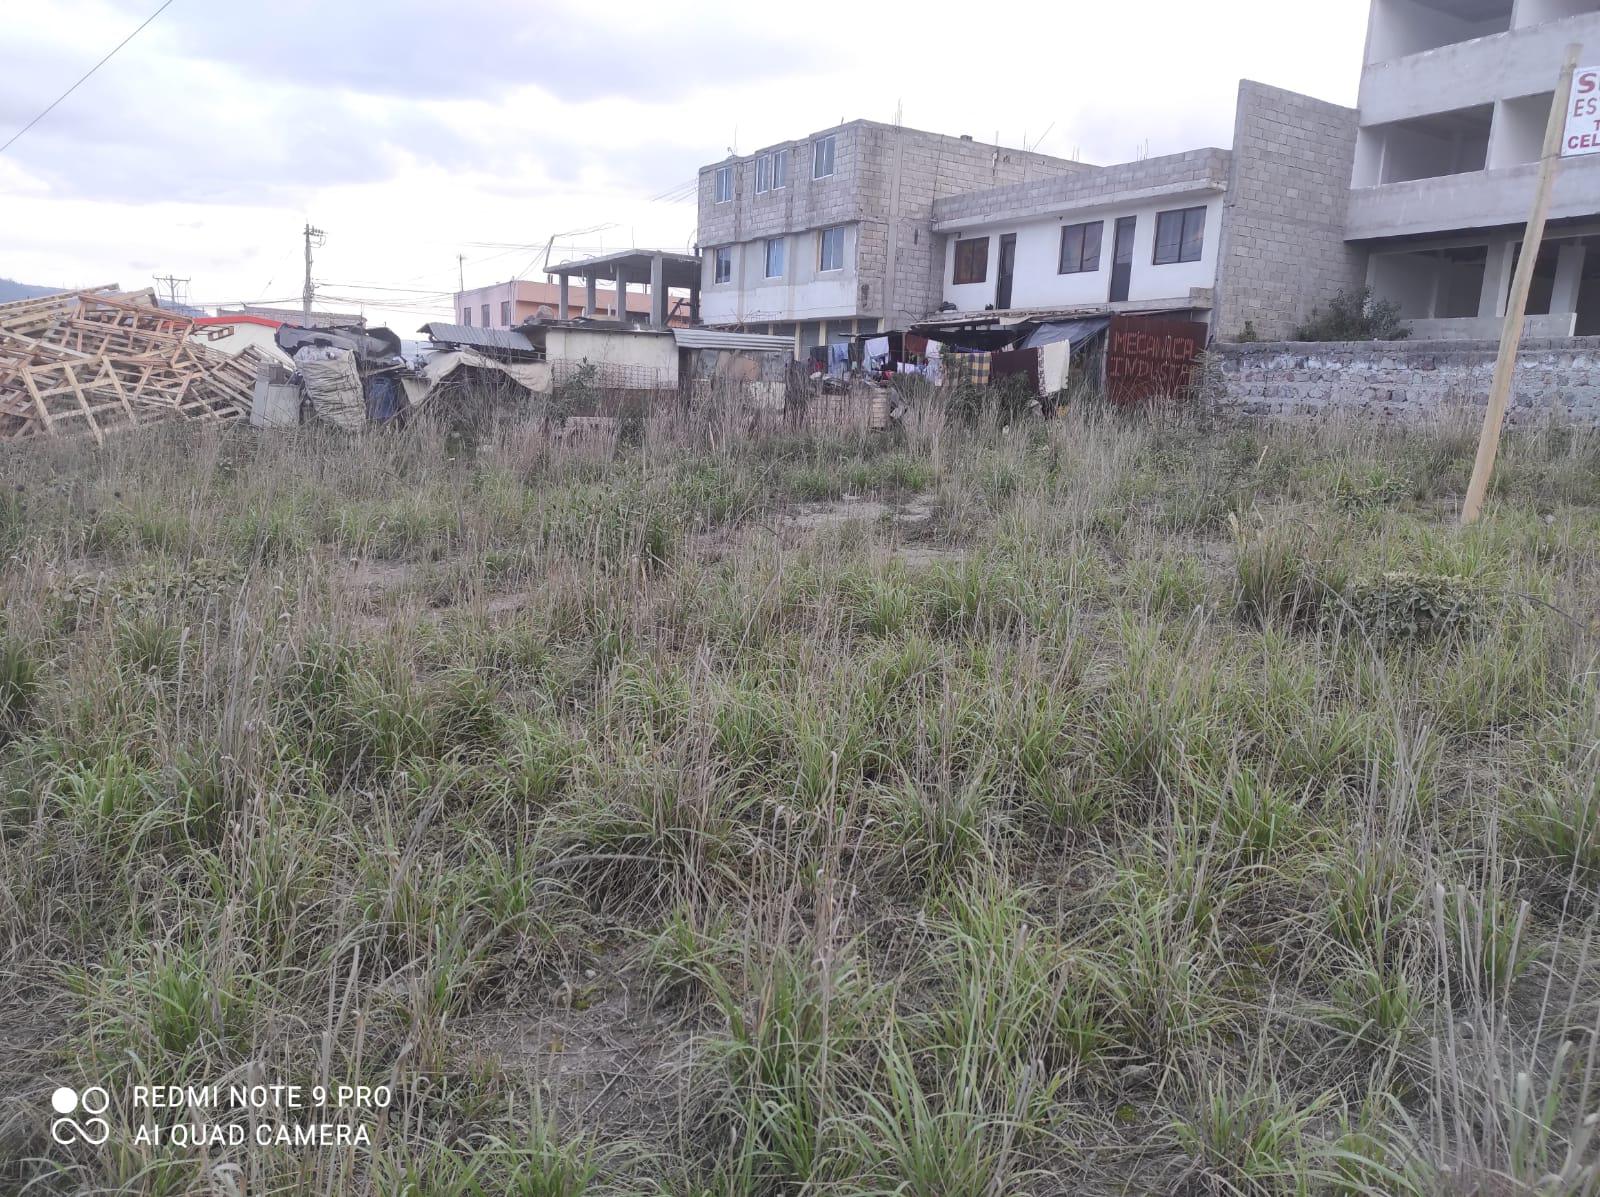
(275, 323, 410, 429)
(414, 322, 552, 413)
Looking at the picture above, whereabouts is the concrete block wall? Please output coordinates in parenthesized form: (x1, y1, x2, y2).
(696, 121, 1083, 326)
(867, 127, 1086, 325)
(696, 123, 865, 250)
(930, 148, 1232, 225)
(1210, 336, 1600, 426)
(1213, 82, 1368, 342)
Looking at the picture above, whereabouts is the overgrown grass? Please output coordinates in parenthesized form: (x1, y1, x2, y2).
(2, 391, 1598, 1194)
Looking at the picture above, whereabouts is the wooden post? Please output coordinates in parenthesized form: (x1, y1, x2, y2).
(1461, 44, 1581, 526)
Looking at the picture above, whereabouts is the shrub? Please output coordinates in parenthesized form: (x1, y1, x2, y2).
(1292, 287, 1411, 342)
(1330, 571, 1487, 645)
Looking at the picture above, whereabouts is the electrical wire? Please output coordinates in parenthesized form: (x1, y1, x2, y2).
(0, 0, 177, 156)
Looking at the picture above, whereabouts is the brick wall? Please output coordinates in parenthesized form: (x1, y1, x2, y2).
(1213, 82, 1367, 342)
(1210, 337, 1600, 426)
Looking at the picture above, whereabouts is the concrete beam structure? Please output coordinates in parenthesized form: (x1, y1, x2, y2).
(546, 248, 700, 328)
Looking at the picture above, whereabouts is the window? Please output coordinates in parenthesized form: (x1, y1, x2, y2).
(462, 308, 472, 326)
(818, 226, 845, 272)
(1058, 221, 1103, 274)
(813, 135, 836, 179)
(714, 165, 732, 203)
(481, 304, 490, 326)
(764, 237, 785, 278)
(952, 237, 989, 285)
(1153, 206, 1206, 265)
(755, 149, 790, 193)
(714, 246, 733, 284)
(500, 300, 510, 326)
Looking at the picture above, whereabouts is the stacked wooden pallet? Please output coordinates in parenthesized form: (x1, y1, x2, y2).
(0, 288, 265, 443)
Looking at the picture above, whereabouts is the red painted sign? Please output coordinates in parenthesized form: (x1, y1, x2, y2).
(1105, 315, 1208, 405)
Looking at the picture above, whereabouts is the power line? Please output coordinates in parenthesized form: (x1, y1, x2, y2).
(0, 0, 177, 156)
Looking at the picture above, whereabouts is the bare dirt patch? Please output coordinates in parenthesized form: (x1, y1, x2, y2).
(783, 493, 937, 532)
(462, 954, 690, 1141)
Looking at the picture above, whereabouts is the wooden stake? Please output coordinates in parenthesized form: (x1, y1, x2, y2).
(1461, 44, 1582, 526)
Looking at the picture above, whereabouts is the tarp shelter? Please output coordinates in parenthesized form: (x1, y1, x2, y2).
(406, 349, 552, 411)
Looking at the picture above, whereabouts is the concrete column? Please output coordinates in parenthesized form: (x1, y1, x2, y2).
(649, 254, 666, 327)
(1551, 241, 1586, 314)
(689, 282, 700, 325)
(614, 270, 627, 321)
(1478, 240, 1516, 319)
(583, 274, 596, 317)
(557, 274, 570, 318)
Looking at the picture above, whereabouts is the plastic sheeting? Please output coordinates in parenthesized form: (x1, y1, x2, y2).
(1018, 317, 1110, 350)
(294, 346, 366, 430)
(404, 350, 553, 413)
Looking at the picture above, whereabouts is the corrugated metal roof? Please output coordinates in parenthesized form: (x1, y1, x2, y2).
(418, 322, 539, 354)
(672, 328, 794, 353)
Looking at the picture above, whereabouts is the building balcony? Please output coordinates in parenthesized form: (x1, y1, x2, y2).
(1359, 11, 1600, 127)
(1346, 153, 1600, 240)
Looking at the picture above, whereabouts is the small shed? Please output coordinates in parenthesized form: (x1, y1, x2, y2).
(673, 328, 794, 411)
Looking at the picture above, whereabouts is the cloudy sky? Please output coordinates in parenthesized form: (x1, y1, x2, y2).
(1, 0, 1369, 330)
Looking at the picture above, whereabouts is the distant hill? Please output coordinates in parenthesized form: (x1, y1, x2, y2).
(0, 278, 63, 303)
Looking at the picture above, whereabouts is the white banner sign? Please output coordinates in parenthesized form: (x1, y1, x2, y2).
(1565, 66, 1600, 157)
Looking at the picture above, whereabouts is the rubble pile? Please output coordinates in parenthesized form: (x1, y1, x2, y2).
(0, 287, 265, 443)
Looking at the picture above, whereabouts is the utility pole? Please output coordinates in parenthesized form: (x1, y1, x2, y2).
(302, 223, 325, 325)
(152, 274, 189, 309)
(1461, 45, 1581, 526)
(457, 253, 466, 293)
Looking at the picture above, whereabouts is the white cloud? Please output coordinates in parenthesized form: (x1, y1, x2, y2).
(0, 0, 1368, 328)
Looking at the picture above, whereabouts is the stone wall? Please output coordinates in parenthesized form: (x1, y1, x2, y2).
(1210, 337, 1600, 426)
(1213, 81, 1368, 342)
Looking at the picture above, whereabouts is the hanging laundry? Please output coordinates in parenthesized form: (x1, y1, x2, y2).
(946, 351, 991, 387)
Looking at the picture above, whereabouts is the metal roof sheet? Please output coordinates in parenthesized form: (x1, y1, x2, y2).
(672, 328, 794, 353)
(418, 322, 539, 354)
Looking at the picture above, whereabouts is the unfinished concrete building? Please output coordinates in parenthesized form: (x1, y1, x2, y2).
(1351, 0, 1600, 337)
(695, 121, 1087, 357)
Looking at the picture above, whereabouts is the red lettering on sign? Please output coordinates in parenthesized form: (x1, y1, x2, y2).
(1104, 316, 1208, 407)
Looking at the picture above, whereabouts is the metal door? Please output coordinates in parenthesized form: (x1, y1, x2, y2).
(996, 233, 1017, 310)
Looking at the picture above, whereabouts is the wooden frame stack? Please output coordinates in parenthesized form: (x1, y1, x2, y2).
(0, 288, 265, 443)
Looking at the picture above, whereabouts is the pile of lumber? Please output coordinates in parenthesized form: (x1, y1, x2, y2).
(0, 287, 266, 443)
